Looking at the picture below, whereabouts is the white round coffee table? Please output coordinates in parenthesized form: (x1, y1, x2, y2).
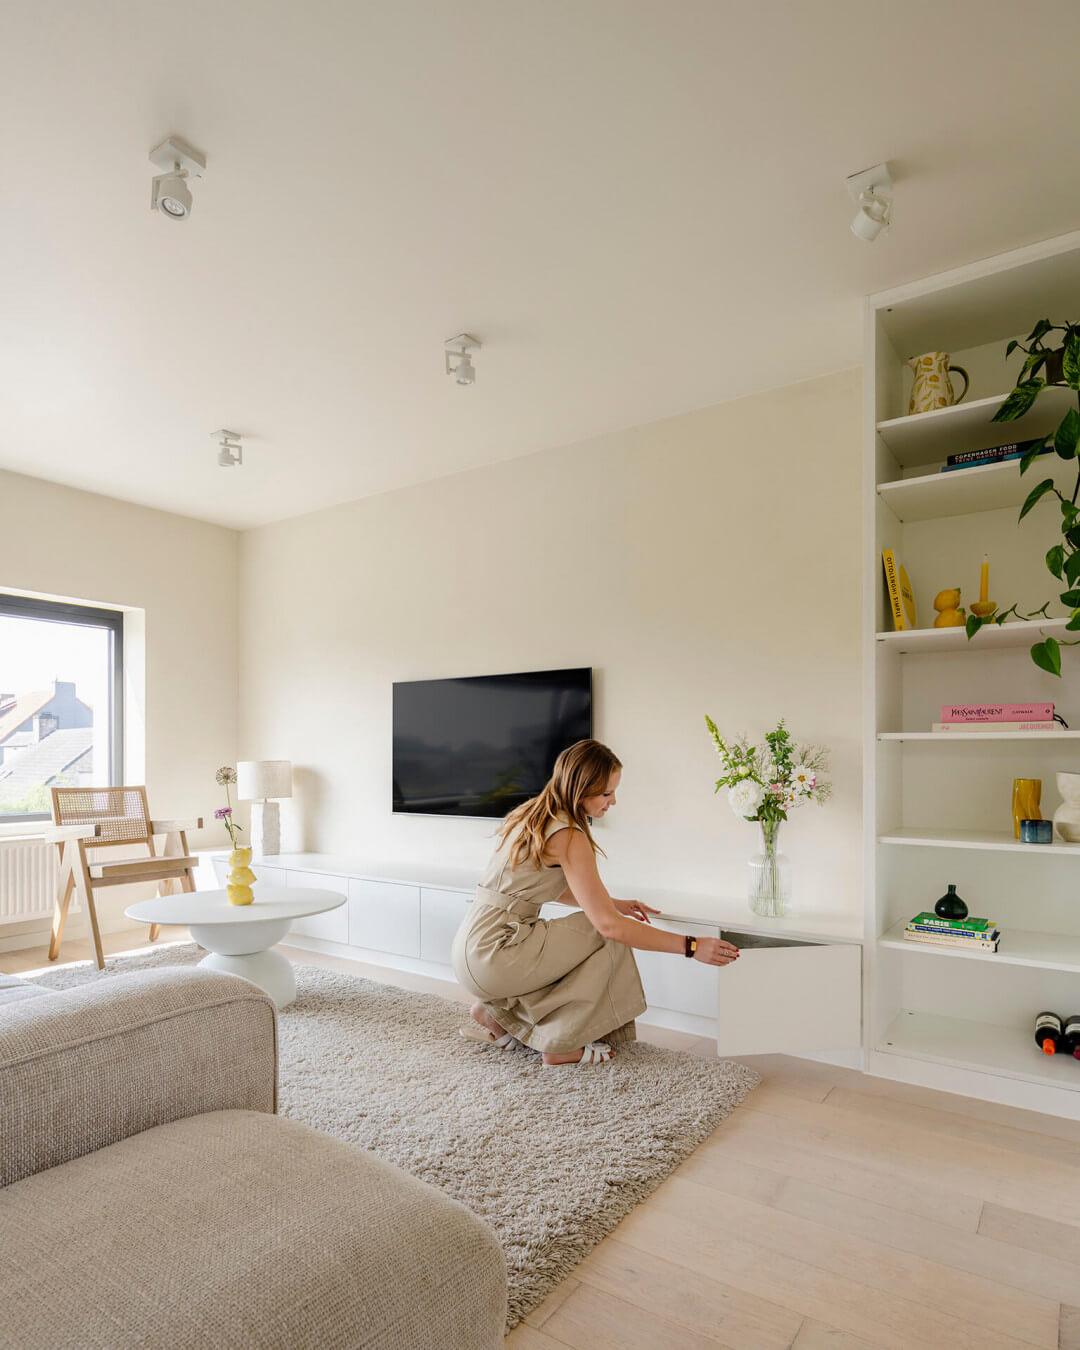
(124, 885, 346, 1008)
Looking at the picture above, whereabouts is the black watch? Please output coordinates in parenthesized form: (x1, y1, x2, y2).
(684, 935, 698, 958)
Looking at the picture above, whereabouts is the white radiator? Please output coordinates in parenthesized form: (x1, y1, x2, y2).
(0, 837, 58, 921)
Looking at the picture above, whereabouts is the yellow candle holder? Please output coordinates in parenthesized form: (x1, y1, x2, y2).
(970, 600, 997, 618)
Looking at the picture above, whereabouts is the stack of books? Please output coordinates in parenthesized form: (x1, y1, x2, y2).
(904, 912, 1000, 952)
(940, 438, 1052, 473)
(932, 702, 1057, 733)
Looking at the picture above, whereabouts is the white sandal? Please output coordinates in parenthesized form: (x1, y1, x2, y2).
(459, 1025, 528, 1051)
(544, 1041, 614, 1066)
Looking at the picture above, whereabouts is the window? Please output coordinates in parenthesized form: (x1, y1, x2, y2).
(0, 595, 123, 822)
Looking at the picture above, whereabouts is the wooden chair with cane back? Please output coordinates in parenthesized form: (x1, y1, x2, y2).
(46, 786, 203, 970)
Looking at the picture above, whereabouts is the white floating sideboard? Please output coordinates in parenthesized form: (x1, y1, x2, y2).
(210, 852, 863, 1058)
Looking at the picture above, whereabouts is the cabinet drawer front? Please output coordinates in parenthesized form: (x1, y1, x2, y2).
(716, 942, 862, 1056)
(349, 879, 420, 958)
(420, 888, 469, 965)
(635, 919, 720, 1019)
(284, 870, 349, 943)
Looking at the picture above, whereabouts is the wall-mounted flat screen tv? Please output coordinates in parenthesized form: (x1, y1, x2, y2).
(392, 667, 592, 817)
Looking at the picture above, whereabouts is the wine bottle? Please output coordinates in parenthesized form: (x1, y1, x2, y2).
(1034, 1011, 1065, 1055)
(1062, 1013, 1080, 1061)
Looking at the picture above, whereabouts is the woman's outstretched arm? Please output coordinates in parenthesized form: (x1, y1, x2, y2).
(554, 829, 739, 967)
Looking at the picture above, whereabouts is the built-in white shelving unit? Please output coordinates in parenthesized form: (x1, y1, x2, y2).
(864, 230, 1080, 1120)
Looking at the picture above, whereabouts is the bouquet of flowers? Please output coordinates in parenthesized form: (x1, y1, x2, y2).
(705, 716, 830, 917)
(704, 716, 831, 823)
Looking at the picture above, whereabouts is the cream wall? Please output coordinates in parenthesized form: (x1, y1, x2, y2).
(0, 469, 239, 928)
(240, 368, 863, 914)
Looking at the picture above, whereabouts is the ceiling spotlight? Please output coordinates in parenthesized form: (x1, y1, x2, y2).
(444, 334, 481, 386)
(846, 162, 892, 242)
(149, 135, 206, 222)
(214, 429, 243, 468)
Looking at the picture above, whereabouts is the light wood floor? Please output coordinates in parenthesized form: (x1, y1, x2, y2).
(7, 929, 1080, 1350)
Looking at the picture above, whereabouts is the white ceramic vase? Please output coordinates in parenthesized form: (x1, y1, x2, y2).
(1053, 772, 1080, 844)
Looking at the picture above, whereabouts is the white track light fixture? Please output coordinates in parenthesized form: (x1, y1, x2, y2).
(149, 135, 206, 221)
(214, 429, 243, 468)
(846, 162, 892, 242)
(444, 334, 481, 386)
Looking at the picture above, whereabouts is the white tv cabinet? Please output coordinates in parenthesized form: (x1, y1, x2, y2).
(210, 851, 862, 1058)
(865, 229, 1080, 1121)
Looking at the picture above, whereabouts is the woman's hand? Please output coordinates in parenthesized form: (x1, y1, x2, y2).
(693, 937, 740, 966)
(613, 898, 660, 924)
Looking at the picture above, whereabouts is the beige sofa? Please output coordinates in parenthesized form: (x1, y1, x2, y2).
(0, 967, 506, 1349)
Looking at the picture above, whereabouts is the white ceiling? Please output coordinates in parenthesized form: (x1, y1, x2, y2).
(4, 1, 1080, 530)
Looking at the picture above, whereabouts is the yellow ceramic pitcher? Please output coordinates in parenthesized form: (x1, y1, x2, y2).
(907, 352, 970, 414)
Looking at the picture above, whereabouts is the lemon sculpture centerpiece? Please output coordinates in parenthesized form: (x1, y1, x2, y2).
(215, 765, 254, 905)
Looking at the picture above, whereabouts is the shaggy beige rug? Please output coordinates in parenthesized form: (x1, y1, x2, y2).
(30, 942, 759, 1328)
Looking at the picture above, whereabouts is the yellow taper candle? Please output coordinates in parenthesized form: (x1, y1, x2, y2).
(980, 555, 989, 604)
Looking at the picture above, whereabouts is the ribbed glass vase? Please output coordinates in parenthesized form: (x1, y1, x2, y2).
(747, 818, 791, 917)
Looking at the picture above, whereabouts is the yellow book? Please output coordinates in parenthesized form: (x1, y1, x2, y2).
(882, 549, 916, 630)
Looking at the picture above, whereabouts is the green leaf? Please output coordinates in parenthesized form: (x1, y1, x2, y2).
(1055, 407, 1080, 459)
(1065, 550, 1080, 586)
(1006, 339, 1019, 358)
(1020, 350, 1046, 380)
(1026, 318, 1053, 345)
(1031, 638, 1062, 677)
(1060, 588, 1080, 607)
(1020, 440, 1047, 473)
(993, 380, 1044, 422)
(965, 614, 984, 640)
(1067, 610, 1080, 632)
(1047, 544, 1066, 580)
(1019, 477, 1056, 520)
(1064, 330, 1080, 390)
(1068, 525, 1080, 549)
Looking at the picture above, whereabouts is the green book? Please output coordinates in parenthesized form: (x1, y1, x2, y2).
(909, 911, 996, 933)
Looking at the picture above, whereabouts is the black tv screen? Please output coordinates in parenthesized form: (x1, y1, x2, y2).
(392, 668, 592, 817)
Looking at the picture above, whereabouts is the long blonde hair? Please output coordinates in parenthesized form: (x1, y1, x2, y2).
(498, 739, 622, 871)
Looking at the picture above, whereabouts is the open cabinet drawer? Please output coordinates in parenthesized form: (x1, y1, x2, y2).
(716, 936, 862, 1056)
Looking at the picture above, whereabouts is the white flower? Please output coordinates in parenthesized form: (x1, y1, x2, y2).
(728, 780, 764, 818)
(791, 764, 816, 791)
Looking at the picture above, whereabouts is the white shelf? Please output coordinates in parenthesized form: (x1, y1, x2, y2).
(878, 1010, 1080, 1094)
(877, 456, 1078, 523)
(879, 827, 1080, 855)
(880, 919, 1080, 973)
(875, 386, 1074, 468)
(878, 730, 1080, 741)
(875, 616, 1072, 654)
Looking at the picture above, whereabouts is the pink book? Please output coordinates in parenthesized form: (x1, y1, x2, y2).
(940, 703, 1053, 723)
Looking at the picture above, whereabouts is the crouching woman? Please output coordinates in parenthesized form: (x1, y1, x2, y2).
(452, 738, 739, 1066)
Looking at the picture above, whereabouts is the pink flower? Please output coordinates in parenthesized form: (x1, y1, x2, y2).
(214, 806, 232, 820)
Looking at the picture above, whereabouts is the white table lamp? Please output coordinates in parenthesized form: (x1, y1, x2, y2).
(237, 760, 292, 856)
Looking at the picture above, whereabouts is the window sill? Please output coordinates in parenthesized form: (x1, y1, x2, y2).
(0, 822, 47, 841)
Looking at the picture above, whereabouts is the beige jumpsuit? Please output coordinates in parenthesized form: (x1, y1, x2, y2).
(451, 812, 647, 1053)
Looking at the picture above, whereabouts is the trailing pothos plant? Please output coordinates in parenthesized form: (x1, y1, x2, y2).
(964, 319, 1080, 676)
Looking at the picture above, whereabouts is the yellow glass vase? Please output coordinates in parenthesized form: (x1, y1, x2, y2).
(1011, 778, 1041, 840)
(227, 846, 255, 905)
